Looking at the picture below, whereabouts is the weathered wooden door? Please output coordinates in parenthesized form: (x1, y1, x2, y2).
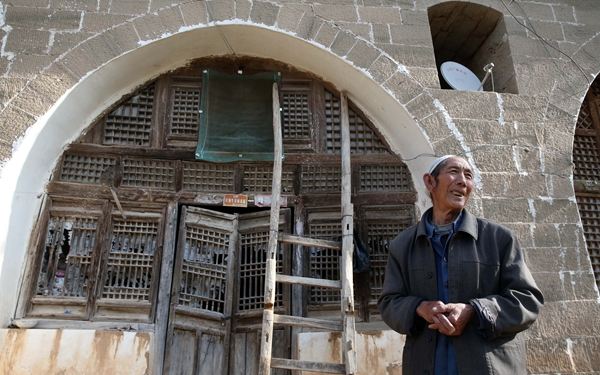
(163, 206, 291, 375)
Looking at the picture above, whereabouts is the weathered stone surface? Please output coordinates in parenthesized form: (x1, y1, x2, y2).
(0, 78, 28, 108)
(330, 30, 356, 57)
(346, 40, 380, 69)
(59, 47, 99, 79)
(156, 7, 186, 34)
(5, 8, 82, 30)
(7, 54, 55, 79)
(314, 5, 358, 22)
(336, 22, 371, 41)
(0, 106, 36, 143)
(376, 43, 435, 68)
(206, 0, 235, 22)
(562, 271, 599, 302)
(103, 23, 140, 55)
(532, 223, 561, 248)
(80, 33, 124, 66)
(5, 29, 51, 55)
(530, 272, 566, 303)
(358, 6, 401, 24)
(389, 24, 432, 46)
(367, 55, 396, 84)
(108, 0, 149, 15)
(430, 89, 500, 120)
(149, 0, 187, 12)
(50, 0, 99, 11)
(404, 93, 437, 121)
(481, 197, 534, 223)
(532, 199, 579, 224)
(399, 8, 428, 26)
(372, 23, 390, 44)
(527, 338, 576, 374)
(250, 1, 280, 26)
(235, 0, 251, 21)
(296, 14, 320, 40)
(552, 4, 576, 23)
(528, 20, 566, 43)
(313, 21, 338, 48)
(537, 301, 600, 338)
(383, 70, 426, 106)
(408, 67, 439, 89)
(503, 222, 534, 247)
(180, 1, 208, 26)
(82, 13, 130, 33)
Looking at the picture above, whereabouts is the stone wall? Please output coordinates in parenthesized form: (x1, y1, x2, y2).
(0, 0, 599, 374)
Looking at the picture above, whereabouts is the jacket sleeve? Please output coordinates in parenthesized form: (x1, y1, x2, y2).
(377, 235, 425, 336)
(469, 226, 544, 340)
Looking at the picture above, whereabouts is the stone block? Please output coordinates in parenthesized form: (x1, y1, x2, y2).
(500, 94, 547, 124)
(482, 172, 548, 199)
(314, 5, 358, 22)
(80, 34, 124, 66)
(430, 136, 464, 158)
(235, 0, 251, 21)
(572, 3, 600, 28)
(383, 70, 426, 106)
(562, 271, 599, 302)
(358, 6, 401, 24)
(0, 139, 11, 161)
(10, 73, 72, 117)
(206, 0, 234, 22)
(503, 222, 534, 247)
(481, 197, 534, 223)
(6, 0, 49, 6)
(546, 174, 575, 199)
(5, 7, 81, 30)
(134, 14, 165, 41)
(82, 13, 130, 33)
(376, 43, 435, 68)
(531, 271, 566, 303)
(0, 78, 28, 107)
(429, 89, 500, 120)
(552, 4, 576, 23)
(180, 1, 208, 26)
(346, 40, 380, 70)
(416, 111, 452, 141)
(330, 30, 356, 57)
(336, 22, 371, 42)
(104, 23, 141, 55)
(149, 0, 187, 12)
(4, 29, 51, 55)
(537, 301, 600, 338)
(50, 0, 98, 11)
(372, 23, 390, 44)
(526, 338, 575, 374)
(556, 224, 584, 249)
(7, 54, 56, 79)
(389, 24, 432, 46)
(532, 223, 560, 248)
(542, 151, 573, 177)
(582, 337, 600, 371)
(562, 23, 596, 46)
(532, 198, 579, 224)
(526, 247, 569, 273)
(250, 1, 280, 26)
(59, 47, 99, 79)
(157, 7, 186, 34)
(109, 0, 150, 15)
(0, 106, 36, 142)
(404, 93, 437, 121)
(513, 1, 555, 22)
(408, 67, 439, 89)
(452, 118, 505, 144)
(399, 9, 428, 26)
(528, 20, 565, 43)
(313, 21, 338, 48)
(298, 15, 322, 41)
(473, 145, 517, 173)
(277, 4, 311, 33)
(543, 129, 573, 156)
(367, 55, 397, 84)
(303, 0, 355, 4)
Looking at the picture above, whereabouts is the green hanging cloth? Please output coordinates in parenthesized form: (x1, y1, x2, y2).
(195, 70, 281, 163)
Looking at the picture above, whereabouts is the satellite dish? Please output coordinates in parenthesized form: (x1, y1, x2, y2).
(440, 61, 482, 91)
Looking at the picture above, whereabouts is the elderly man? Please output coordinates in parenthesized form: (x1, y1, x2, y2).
(377, 155, 544, 375)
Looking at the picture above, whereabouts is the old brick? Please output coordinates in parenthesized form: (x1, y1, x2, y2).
(389, 24, 432, 46)
(59, 47, 99, 79)
(206, 0, 234, 22)
(358, 6, 400, 24)
(346, 40, 380, 69)
(372, 23, 390, 44)
(376, 44, 435, 68)
(526, 338, 575, 374)
(250, 2, 280, 26)
(330, 31, 356, 57)
(277, 5, 310, 33)
(336, 22, 371, 42)
(383, 70, 426, 106)
(5, 8, 81, 30)
(532, 199, 579, 224)
(109, 0, 150, 15)
(82, 13, 130, 33)
(235, 0, 252, 21)
(367, 55, 397, 84)
(404, 93, 437, 122)
(313, 21, 338, 48)
(180, 1, 208, 26)
(429, 89, 500, 120)
(314, 5, 358, 23)
(407, 67, 438, 89)
(7, 54, 55, 79)
(156, 7, 186, 34)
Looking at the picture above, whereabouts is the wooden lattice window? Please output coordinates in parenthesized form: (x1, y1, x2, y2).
(360, 164, 412, 191)
(301, 165, 342, 194)
(121, 158, 176, 189)
(574, 77, 600, 290)
(168, 83, 201, 139)
(104, 84, 155, 146)
(182, 161, 235, 192)
(60, 155, 116, 184)
(243, 164, 295, 194)
(282, 92, 310, 140)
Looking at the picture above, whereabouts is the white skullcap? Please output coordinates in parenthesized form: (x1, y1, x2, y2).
(426, 155, 454, 175)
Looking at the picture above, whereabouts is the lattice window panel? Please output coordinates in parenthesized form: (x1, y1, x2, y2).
(238, 230, 284, 311)
(243, 165, 295, 193)
(577, 99, 594, 130)
(576, 195, 600, 288)
(182, 162, 235, 192)
(60, 155, 116, 183)
(104, 84, 155, 146)
(360, 164, 412, 191)
(178, 225, 229, 313)
(573, 134, 600, 181)
(324, 90, 388, 155)
(102, 220, 158, 300)
(36, 216, 98, 298)
(121, 158, 176, 189)
(282, 92, 310, 140)
(592, 80, 600, 97)
(170, 86, 200, 137)
(308, 222, 342, 304)
(301, 165, 341, 194)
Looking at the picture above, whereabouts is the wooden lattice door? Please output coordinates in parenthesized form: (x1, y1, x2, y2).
(163, 206, 291, 375)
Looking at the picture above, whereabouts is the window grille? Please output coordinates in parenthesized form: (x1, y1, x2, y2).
(592, 80, 600, 98)
(36, 216, 98, 298)
(324, 90, 388, 154)
(104, 84, 155, 146)
(576, 195, 600, 288)
(102, 220, 159, 301)
(238, 230, 284, 311)
(282, 92, 310, 140)
(360, 164, 412, 191)
(307, 213, 342, 305)
(60, 155, 116, 183)
(170, 86, 201, 137)
(121, 158, 176, 189)
(573, 134, 600, 181)
(178, 225, 229, 313)
(577, 99, 595, 130)
(243, 164, 295, 194)
(182, 161, 235, 192)
(301, 165, 341, 194)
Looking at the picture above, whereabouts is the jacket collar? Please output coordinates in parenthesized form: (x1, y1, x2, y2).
(417, 207, 479, 241)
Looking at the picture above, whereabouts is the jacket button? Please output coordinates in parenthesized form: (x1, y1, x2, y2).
(427, 272, 433, 278)
(445, 281, 449, 288)
(426, 335, 432, 342)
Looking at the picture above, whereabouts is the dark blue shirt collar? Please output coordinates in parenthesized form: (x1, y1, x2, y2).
(425, 210, 464, 239)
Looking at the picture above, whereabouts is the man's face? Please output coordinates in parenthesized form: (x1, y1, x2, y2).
(426, 157, 474, 213)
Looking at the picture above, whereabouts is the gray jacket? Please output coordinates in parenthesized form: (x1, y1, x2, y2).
(378, 208, 544, 375)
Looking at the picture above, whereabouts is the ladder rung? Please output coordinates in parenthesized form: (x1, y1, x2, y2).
(273, 314, 343, 331)
(278, 233, 341, 250)
(276, 274, 342, 289)
(271, 358, 346, 374)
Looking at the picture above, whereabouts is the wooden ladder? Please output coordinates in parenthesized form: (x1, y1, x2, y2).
(258, 83, 358, 375)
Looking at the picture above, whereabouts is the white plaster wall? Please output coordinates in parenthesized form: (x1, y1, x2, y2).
(0, 329, 152, 374)
(0, 24, 433, 326)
